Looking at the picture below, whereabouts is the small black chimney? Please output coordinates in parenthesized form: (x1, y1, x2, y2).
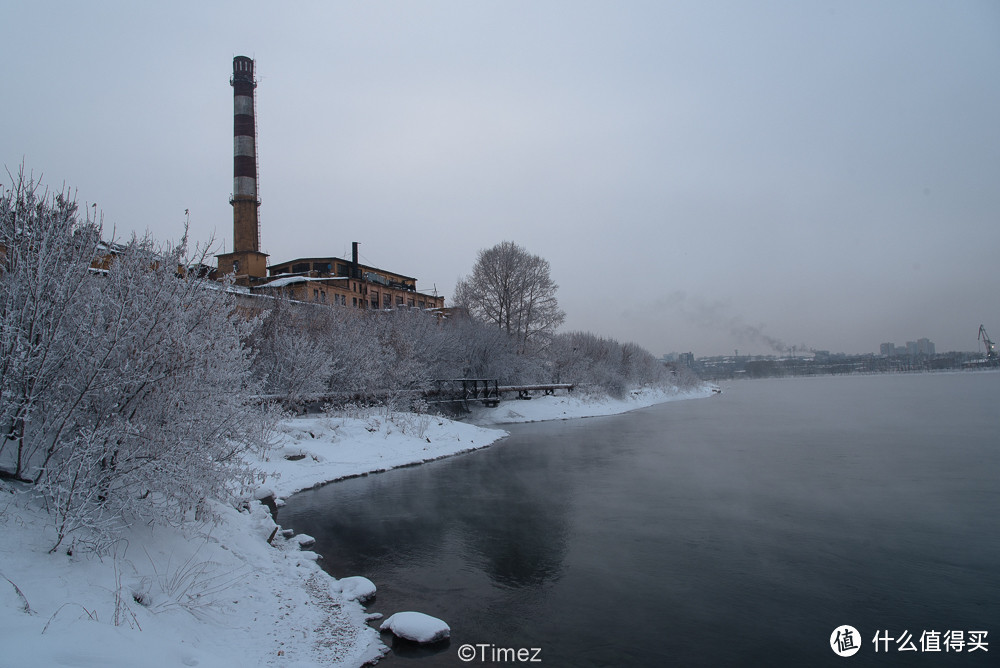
(352, 242, 360, 279)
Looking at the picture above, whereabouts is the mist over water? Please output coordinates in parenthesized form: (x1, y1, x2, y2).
(280, 372, 999, 666)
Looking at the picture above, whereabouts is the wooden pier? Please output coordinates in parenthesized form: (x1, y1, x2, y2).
(258, 379, 574, 412)
(426, 379, 574, 407)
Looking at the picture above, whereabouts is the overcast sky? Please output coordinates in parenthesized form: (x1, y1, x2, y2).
(4, 1, 998, 356)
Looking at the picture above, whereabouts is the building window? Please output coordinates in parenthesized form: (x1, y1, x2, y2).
(407, 298, 414, 308)
(233, 260, 240, 273)
(321, 291, 326, 303)
(293, 263, 310, 274)
(383, 294, 392, 308)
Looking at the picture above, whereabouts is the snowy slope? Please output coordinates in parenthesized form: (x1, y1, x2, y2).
(1, 388, 709, 666)
(1, 492, 382, 667)
(468, 384, 715, 425)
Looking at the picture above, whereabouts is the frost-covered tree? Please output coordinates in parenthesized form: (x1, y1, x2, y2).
(546, 331, 688, 398)
(453, 241, 565, 351)
(444, 316, 535, 383)
(0, 171, 271, 552)
(0, 171, 100, 483)
(253, 301, 433, 407)
(253, 297, 337, 401)
(250, 297, 540, 407)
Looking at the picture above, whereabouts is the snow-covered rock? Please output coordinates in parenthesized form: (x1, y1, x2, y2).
(335, 575, 376, 602)
(292, 533, 316, 548)
(379, 611, 451, 644)
(252, 485, 276, 500)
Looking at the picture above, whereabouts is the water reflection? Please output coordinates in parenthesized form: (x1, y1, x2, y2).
(279, 374, 1000, 666)
(279, 423, 582, 590)
(385, 635, 451, 660)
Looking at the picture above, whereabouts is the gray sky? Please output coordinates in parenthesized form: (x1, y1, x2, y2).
(4, 1, 999, 356)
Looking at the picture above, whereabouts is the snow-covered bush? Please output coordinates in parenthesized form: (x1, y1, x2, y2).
(251, 296, 685, 406)
(547, 331, 685, 397)
(0, 173, 100, 484)
(253, 300, 424, 407)
(253, 297, 337, 401)
(0, 171, 271, 552)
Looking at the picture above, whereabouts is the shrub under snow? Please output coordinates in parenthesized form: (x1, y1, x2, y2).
(0, 171, 271, 552)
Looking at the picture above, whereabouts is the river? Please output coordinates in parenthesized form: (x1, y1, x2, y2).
(278, 372, 999, 666)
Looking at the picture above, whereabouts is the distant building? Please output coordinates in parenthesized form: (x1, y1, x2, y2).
(260, 249, 443, 310)
(880, 338, 935, 357)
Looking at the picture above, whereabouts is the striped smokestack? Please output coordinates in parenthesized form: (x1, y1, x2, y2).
(231, 55, 259, 253)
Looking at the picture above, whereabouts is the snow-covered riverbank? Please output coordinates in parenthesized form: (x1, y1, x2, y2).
(1, 385, 711, 667)
(468, 384, 715, 425)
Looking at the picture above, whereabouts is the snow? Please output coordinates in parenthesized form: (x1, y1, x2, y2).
(468, 384, 716, 425)
(379, 611, 450, 644)
(334, 577, 377, 603)
(0, 386, 710, 666)
(261, 275, 347, 288)
(0, 489, 382, 667)
(261, 412, 505, 499)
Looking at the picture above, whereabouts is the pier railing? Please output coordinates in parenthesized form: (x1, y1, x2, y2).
(256, 379, 574, 412)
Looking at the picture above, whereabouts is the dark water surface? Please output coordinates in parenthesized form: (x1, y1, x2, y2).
(278, 373, 999, 666)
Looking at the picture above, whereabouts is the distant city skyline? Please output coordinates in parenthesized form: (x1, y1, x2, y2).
(3, 1, 998, 357)
(880, 338, 936, 358)
(662, 334, 997, 361)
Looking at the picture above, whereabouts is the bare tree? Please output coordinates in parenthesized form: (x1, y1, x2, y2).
(453, 241, 564, 352)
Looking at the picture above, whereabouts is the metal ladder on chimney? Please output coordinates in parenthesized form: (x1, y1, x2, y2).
(254, 76, 262, 253)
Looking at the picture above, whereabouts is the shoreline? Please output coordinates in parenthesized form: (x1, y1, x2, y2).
(1, 383, 711, 667)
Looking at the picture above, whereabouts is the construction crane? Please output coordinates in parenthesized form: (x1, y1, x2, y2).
(978, 325, 998, 364)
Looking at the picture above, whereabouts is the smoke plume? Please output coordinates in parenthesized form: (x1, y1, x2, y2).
(655, 291, 810, 355)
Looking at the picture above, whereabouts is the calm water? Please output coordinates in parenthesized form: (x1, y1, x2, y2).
(279, 373, 999, 666)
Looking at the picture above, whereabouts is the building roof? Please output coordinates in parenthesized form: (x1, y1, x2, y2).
(267, 256, 418, 282)
(258, 275, 348, 289)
